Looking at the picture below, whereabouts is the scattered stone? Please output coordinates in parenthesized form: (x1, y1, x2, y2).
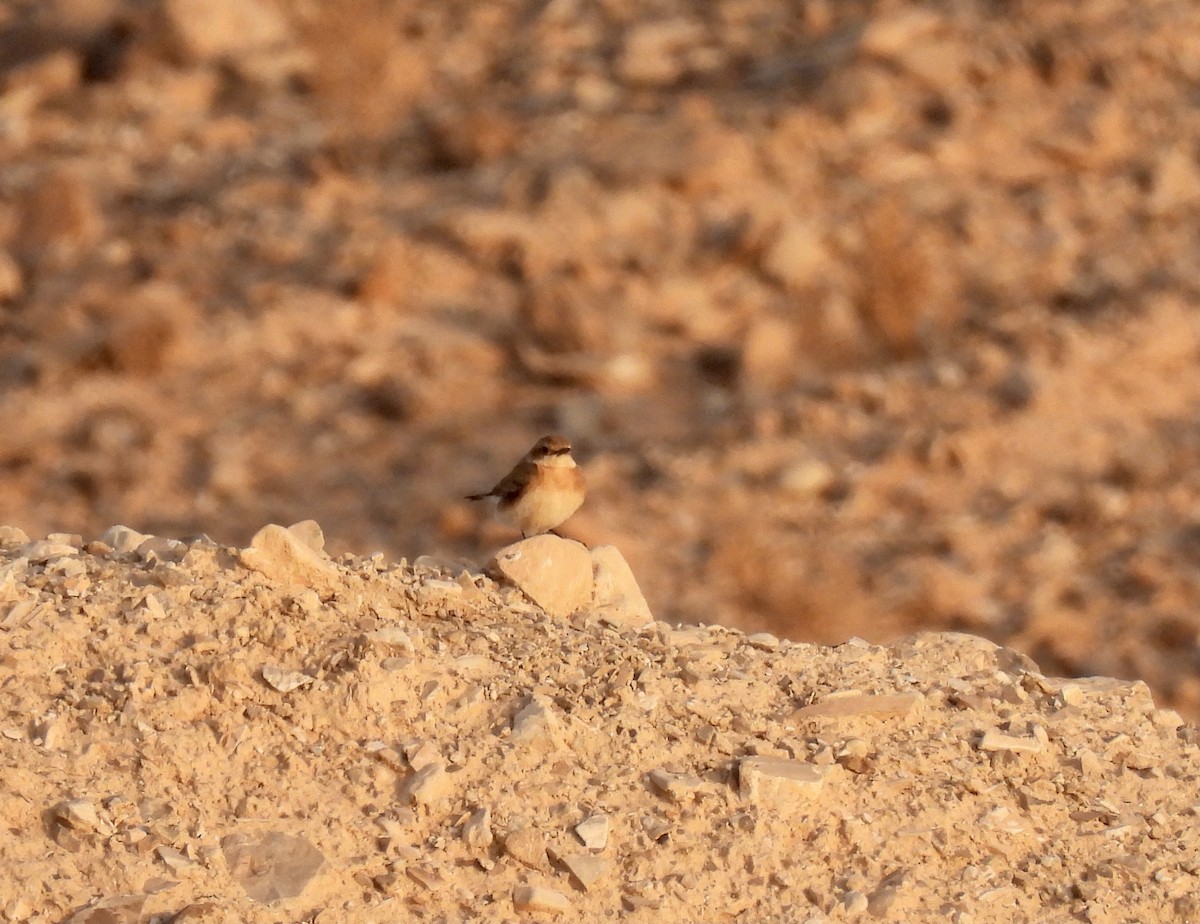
(239, 523, 340, 593)
(511, 695, 562, 745)
(574, 814, 609, 850)
(513, 885, 570, 914)
(978, 730, 1043, 754)
(835, 738, 874, 774)
(286, 520, 326, 553)
(404, 741, 442, 772)
(65, 894, 145, 924)
(21, 539, 78, 563)
(162, 0, 293, 63)
(136, 535, 188, 563)
(492, 535, 593, 617)
(462, 807, 494, 849)
(738, 757, 827, 805)
(590, 545, 654, 627)
(222, 831, 325, 903)
(53, 799, 106, 834)
(504, 827, 548, 870)
(618, 19, 705, 87)
(0, 526, 30, 546)
(260, 665, 314, 693)
(648, 768, 704, 801)
(794, 693, 921, 720)
(552, 851, 610, 891)
(366, 626, 415, 653)
(99, 525, 149, 555)
(402, 762, 450, 805)
(155, 845, 196, 871)
(781, 459, 837, 497)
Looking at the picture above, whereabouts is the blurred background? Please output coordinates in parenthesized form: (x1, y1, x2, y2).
(2, 0, 1200, 712)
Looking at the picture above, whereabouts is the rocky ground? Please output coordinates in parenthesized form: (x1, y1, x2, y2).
(3, 523, 1199, 922)
(3, 0, 1200, 713)
(3, 0, 1200, 719)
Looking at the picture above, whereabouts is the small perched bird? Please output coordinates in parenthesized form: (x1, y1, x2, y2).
(466, 434, 586, 538)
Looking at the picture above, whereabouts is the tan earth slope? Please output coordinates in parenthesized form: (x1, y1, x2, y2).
(2, 523, 1198, 923)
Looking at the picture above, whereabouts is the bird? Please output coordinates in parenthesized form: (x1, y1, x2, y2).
(466, 435, 586, 538)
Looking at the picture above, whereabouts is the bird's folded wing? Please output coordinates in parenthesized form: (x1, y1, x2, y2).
(487, 459, 537, 502)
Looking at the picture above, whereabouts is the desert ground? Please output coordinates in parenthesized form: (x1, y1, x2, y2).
(2, 0, 1200, 918)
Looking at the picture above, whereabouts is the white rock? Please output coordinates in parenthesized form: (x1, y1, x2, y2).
(462, 807, 494, 849)
(260, 665, 313, 693)
(574, 814, 609, 850)
(648, 768, 703, 801)
(589, 545, 654, 627)
(21, 540, 78, 563)
(978, 731, 1042, 754)
(555, 852, 610, 890)
(240, 523, 340, 593)
(504, 827, 548, 870)
(402, 762, 450, 806)
(511, 695, 561, 746)
(100, 525, 149, 554)
(163, 0, 292, 63)
(492, 536, 593, 617)
(513, 885, 570, 914)
(738, 757, 827, 806)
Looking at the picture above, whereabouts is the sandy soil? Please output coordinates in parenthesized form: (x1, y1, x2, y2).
(2, 525, 1199, 922)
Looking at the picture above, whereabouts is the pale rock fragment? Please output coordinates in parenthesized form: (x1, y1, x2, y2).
(590, 545, 654, 627)
(65, 894, 146, 924)
(574, 814, 609, 850)
(156, 845, 196, 871)
(504, 827, 548, 870)
(745, 632, 781, 650)
(511, 695, 562, 746)
(462, 807, 494, 849)
(53, 799, 106, 833)
(739, 757, 827, 805)
(978, 731, 1042, 754)
(240, 523, 340, 593)
(163, 0, 292, 63)
(794, 693, 921, 720)
(100, 525, 150, 553)
(552, 851, 610, 891)
(136, 535, 187, 563)
(648, 768, 704, 801)
(781, 458, 837, 497)
(21, 539, 78, 563)
(366, 626, 415, 654)
(762, 219, 830, 292)
(260, 665, 313, 693)
(492, 536, 593, 617)
(618, 19, 704, 86)
(402, 762, 450, 806)
(286, 520, 325, 553)
(404, 741, 442, 772)
(222, 831, 325, 903)
(513, 885, 570, 914)
(0, 526, 29, 546)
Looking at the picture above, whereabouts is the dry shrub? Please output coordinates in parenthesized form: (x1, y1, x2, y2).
(298, 0, 432, 160)
(857, 195, 960, 356)
(708, 524, 910, 645)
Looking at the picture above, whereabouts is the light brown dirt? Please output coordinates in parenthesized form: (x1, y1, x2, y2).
(2, 0, 1200, 721)
(2, 526, 1199, 922)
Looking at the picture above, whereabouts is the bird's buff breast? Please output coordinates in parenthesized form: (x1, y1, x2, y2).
(508, 467, 585, 535)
